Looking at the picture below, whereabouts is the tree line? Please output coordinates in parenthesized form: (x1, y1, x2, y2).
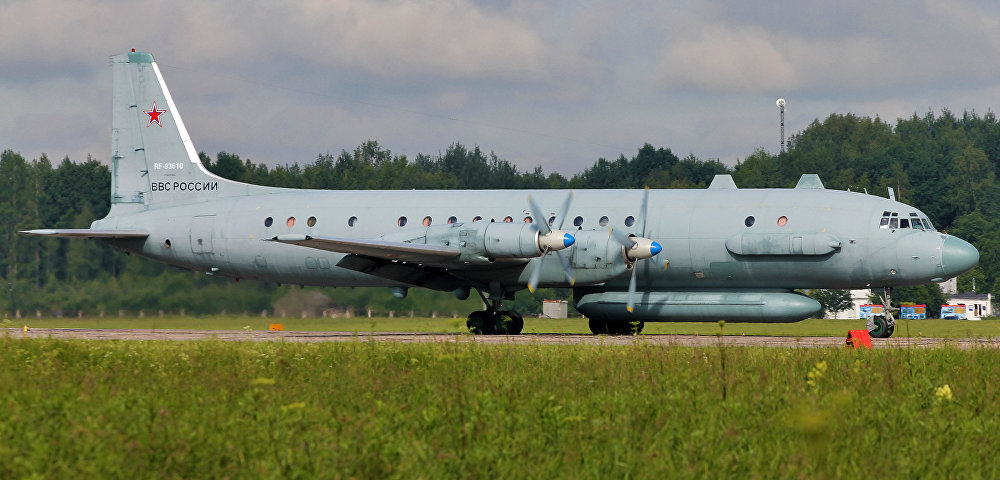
(1, 108, 995, 317)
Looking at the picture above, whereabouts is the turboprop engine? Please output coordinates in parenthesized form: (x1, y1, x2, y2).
(382, 221, 574, 264)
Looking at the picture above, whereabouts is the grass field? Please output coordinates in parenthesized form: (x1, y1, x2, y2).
(3, 336, 1000, 478)
(7, 314, 1000, 338)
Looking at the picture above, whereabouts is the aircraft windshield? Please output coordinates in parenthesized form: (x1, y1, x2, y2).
(878, 211, 936, 231)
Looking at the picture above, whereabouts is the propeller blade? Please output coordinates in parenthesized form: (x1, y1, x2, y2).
(626, 263, 638, 312)
(554, 191, 573, 230)
(527, 247, 549, 293)
(526, 191, 578, 292)
(527, 195, 551, 236)
(636, 187, 649, 236)
(609, 227, 636, 249)
(556, 250, 576, 285)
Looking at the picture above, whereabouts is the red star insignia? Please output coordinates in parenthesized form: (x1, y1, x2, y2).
(144, 101, 167, 127)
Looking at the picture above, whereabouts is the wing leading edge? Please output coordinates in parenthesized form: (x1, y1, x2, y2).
(21, 229, 150, 238)
(269, 234, 460, 266)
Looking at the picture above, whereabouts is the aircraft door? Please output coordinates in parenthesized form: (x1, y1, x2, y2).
(190, 215, 215, 254)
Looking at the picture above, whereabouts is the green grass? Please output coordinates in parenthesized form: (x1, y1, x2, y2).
(8, 315, 1000, 338)
(2, 337, 1000, 478)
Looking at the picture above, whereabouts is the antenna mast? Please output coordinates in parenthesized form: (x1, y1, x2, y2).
(776, 98, 786, 153)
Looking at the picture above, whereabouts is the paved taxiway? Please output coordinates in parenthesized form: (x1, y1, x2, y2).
(5, 328, 1000, 348)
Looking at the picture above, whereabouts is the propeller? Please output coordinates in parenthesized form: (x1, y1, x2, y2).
(527, 192, 577, 293)
(608, 188, 664, 312)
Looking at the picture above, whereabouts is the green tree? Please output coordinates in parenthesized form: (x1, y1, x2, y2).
(810, 289, 854, 318)
(893, 283, 947, 319)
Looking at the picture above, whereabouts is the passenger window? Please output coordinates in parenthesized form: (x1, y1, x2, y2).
(422, 216, 432, 226)
(745, 216, 755, 227)
(472, 216, 482, 222)
(503, 216, 513, 223)
(625, 216, 635, 227)
(447, 216, 457, 224)
(264, 217, 273, 227)
(777, 216, 787, 227)
(286, 217, 296, 227)
(548, 216, 556, 226)
(348, 216, 357, 227)
(307, 216, 317, 227)
(573, 216, 584, 227)
(398, 216, 407, 227)
(599, 216, 609, 227)
(524, 216, 532, 223)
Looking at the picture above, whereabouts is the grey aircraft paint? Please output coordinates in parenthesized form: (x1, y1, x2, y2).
(22, 51, 981, 337)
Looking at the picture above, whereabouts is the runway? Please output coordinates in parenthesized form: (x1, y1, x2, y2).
(5, 327, 999, 348)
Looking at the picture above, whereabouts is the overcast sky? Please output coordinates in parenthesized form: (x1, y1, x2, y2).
(4, 0, 1000, 176)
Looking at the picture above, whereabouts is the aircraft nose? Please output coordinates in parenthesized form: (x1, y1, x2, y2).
(941, 236, 979, 278)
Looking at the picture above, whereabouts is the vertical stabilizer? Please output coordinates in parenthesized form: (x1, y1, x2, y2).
(111, 50, 242, 208)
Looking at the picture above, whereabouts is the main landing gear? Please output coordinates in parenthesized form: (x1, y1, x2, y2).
(867, 286, 896, 339)
(588, 318, 644, 335)
(466, 289, 524, 335)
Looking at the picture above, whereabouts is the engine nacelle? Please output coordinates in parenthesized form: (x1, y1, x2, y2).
(382, 222, 572, 264)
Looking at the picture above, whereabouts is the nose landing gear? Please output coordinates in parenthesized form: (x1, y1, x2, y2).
(867, 287, 896, 338)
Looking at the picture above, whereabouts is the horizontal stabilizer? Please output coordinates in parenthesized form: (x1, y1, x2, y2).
(269, 234, 460, 264)
(20, 229, 150, 238)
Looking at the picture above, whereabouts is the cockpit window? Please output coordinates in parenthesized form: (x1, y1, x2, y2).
(880, 211, 936, 231)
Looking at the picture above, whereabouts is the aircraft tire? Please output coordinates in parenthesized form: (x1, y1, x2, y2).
(588, 319, 644, 335)
(467, 311, 491, 335)
(869, 315, 892, 338)
(494, 310, 524, 335)
(589, 318, 609, 335)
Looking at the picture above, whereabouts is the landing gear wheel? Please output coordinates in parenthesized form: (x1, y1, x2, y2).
(588, 318, 644, 335)
(467, 310, 523, 335)
(868, 315, 893, 339)
(589, 318, 608, 335)
(467, 311, 492, 335)
(493, 310, 524, 335)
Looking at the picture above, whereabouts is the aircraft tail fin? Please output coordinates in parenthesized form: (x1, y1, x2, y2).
(111, 50, 246, 208)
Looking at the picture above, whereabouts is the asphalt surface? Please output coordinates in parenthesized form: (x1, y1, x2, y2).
(5, 328, 999, 348)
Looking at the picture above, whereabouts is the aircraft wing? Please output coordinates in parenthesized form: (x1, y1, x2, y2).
(269, 234, 461, 265)
(20, 229, 150, 238)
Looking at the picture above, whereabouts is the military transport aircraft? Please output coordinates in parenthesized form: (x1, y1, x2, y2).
(22, 50, 980, 337)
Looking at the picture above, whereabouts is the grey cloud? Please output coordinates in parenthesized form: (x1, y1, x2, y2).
(5, 0, 1000, 176)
